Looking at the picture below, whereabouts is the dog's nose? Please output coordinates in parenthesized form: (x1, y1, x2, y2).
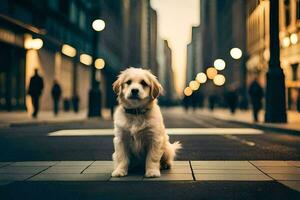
(131, 89, 139, 96)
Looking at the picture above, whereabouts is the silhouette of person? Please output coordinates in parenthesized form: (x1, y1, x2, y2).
(51, 80, 62, 116)
(182, 95, 190, 112)
(248, 78, 264, 122)
(28, 69, 44, 118)
(226, 86, 238, 114)
(209, 94, 218, 111)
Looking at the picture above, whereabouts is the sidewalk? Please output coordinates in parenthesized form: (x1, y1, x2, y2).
(0, 108, 114, 127)
(200, 108, 300, 134)
(0, 160, 299, 192)
(0, 111, 87, 127)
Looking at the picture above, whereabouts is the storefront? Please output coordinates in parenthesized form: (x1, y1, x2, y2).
(0, 27, 26, 111)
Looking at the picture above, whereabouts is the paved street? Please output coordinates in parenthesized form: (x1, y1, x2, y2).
(0, 108, 300, 199)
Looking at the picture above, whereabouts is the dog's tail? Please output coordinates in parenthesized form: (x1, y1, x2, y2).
(170, 141, 182, 159)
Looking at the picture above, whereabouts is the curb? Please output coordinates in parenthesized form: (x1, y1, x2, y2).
(0, 119, 87, 128)
(207, 116, 300, 136)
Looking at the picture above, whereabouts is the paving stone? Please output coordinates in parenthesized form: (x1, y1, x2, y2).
(161, 167, 191, 174)
(0, 174, 33, 181)
(268, 174, 300, 181)
(250, 161, 290, 167)
(55, 161, 93, 166)
(258, 166, 300, 174)
(193, 169, 263, 174)
(194, 173, 272, 181)
(279, 181, 300, 192)
(191, 161, 256, 170)
(173, 161, 190, 166)
(0, 166, 48, 174)
(83, 165, 113, 173)
(28, 173, 111, 181)
(11, 161, 58, 167)
(143, 173, 193, 181)
(110, 176, 143, 181)
(42, 166, 86, 174)
(92, 161, 113, 166)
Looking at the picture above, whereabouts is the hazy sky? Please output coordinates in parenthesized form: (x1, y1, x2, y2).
(151, 0, 200, 94)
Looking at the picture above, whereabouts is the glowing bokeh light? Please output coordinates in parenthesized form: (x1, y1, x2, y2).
(206, 67, 218, 79)
(213, 74, 226, 86)
(61, 44, 76, 57)
(282, 36, 290, 48)
(290, 33, 298, 45)
(196, 72, 207, 83)
(95, 58, 105, 69)
(80, 54, 93, 65)
(230, 48, 242, 59)
(92, 19, 105, 31)
(184, 87, 193, 96)
(189, 80, 200, 91)
(214, 59, 226, 70)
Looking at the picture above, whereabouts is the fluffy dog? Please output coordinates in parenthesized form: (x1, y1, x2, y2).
(111, 67, 181, 178)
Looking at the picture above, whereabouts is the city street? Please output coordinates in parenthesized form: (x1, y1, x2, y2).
(0, 109, 300, 199)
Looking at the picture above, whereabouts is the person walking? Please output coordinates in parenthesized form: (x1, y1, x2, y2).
(248, 78, 264, 122)
(51, 80, 62, 116)
(226, 87, 238, 114)
(28, 69, 44, 118)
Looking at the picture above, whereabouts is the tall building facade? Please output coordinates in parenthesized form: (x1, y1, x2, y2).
(200, 0, 247, 92)
(0, 0, 95, 112)
(246, 0, 300, 111)
(186, 25, 203, 85)
(0, 0, 160, 113)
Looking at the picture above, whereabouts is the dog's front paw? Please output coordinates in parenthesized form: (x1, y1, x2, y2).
(145, 169, 161, 178)
(111, 169, 127, 177)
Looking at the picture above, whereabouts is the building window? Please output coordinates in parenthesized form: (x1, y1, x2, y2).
(284, 0, 291, 26)
(297, 0, 300, 20)
(79, 10, 86, 29)
(70, 1, 78, 24)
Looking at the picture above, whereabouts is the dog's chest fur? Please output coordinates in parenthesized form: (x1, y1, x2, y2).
(117, 112, 152, 156)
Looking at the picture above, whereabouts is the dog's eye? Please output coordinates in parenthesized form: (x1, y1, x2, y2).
(125, 80, 132, 85)
(140, 80, 148, 87)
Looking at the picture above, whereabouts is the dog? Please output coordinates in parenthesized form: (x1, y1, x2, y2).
(111, 67, 181, 178)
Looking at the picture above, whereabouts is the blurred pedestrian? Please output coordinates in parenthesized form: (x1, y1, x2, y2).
(209, 94, 217, 111)
(51, 80, 62, 116)
(248, 78, 264, 122)
(28, 69, 44, 118)
(226, 86, 238, 114)
(182, 95, 190, 112)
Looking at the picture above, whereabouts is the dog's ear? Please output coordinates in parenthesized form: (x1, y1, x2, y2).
(112, 77, 122, 95)
(149, 74, 164, 99)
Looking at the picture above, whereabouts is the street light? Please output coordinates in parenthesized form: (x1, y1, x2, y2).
(184, 87, 193, 96)
(95, 58, 105, 69)
(61, 44, 76, 57)
(189, 81, 200, 91)
(206, 67, 218, 79)
(230, 48, 242, 59)
(196, 72, 207, 83)
(213, 74, 226, 86)
(24, 37, 43, 50)
(265, 0, 287, 123)
(92, 19, 105, 32)
(88, 18, 106, 117)
(214, 59, 226, 70)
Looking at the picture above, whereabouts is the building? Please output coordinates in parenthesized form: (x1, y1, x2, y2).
(246, 0, 300, 111)
(0, 0, 160, 113)
(187, 0, 247, 108)
(186, 25, 203, 85)
(157, 38, 176, 105)
(0, 0, 95, 112)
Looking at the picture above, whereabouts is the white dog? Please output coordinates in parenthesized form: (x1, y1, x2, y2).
(111, 67, 181, 178)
